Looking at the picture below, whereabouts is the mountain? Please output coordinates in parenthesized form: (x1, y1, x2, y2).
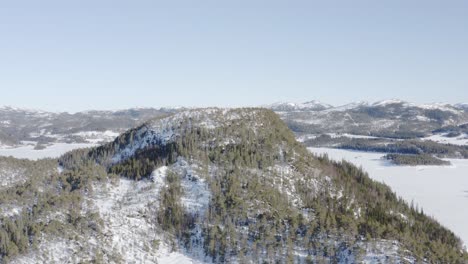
(1, 108, 465, 263)
(2, 99, 466, 148)
(0, 106, 179, 147)
(267, 101, 332, 112)
(455, 103, 468, 110)
(270, 100, 468, 138)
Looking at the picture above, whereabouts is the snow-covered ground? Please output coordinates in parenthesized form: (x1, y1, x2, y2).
(72, 130, 120, 144)
(297, 133, 379, 142)
(422, 133, 468, 146)
(0, 142, 97, 160)
(308, 147, 468, 247)
(89, 158, 210, 263)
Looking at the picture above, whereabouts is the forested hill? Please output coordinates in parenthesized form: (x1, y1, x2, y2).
(2, 108, 467, 263)
(270, 100, 468, 138)
(0, 106, 177, 147)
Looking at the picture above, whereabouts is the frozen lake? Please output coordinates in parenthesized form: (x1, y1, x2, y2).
(309, 147, 468, 247)
(0, 143, 97, 160)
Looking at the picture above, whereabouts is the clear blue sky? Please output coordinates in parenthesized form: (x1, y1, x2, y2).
(1, 1, 467, 112)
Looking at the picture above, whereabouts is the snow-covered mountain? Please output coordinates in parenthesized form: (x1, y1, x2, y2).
(270, 100, 468, 137)
(268, 99, 467, 114)
(267, 100, 332, 111)
(2, 100, 466, 148)
(1, 108, 465, 263)
(0, 106, 179, 147)
(455, 103, 468, 110)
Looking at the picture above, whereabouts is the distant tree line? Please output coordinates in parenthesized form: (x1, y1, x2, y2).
(384, 153, 451, 166)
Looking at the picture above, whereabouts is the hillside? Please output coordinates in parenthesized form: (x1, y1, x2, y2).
(271, 100, 468, 166)
(1, 108, 466, 263)
(0, 106, 177, 147)
(269, 100, 468, 138)
(2, 100, 467, 149)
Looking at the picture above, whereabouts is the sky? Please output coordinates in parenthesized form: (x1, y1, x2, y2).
(0, 0, 467, 112)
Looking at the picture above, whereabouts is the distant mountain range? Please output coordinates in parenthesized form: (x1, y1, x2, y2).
(267, 100, 468, 138)
(266, 100, 332, 111)
(267, 99, 468, 113)
(1, 100, 467, 147)
(0, 106, 177, 147)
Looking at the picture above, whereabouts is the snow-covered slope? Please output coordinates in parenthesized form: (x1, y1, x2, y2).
(3, 108, 467, 263)
(455, 103, 468, 110)
(273, 100, 468, 137)
(267, 100, 332, 111)
(0, 106, 178, 148)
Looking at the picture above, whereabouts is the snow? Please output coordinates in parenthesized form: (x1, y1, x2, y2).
(171, 157, 210, 214)
(455, 103, 468, 110)
(73, 130, 120, 143)
(90, 177, 206, 263)
(267, 100, 332, 111)
(14, 173, 201, 264)
(150, 165, 168, 190)
(0, 166, 26, 189)
(271, 100, 467, 119)
(309, 147, 468, 247)
(418, 102, 461, 114)
(336, 239, 414, 264)
(0, 105, 52, 116)
(156, 245, 206, 264)
(0, 205, 22, 217)
(297, 133, 379, 142)
(111, 124, 176, 163)
(0, 142, 97, 160)
(372, 99, 408, 107)
(414, 115, 431, 122)
(422, 133, 468, 146)
(296, 134, 319, 142)
(87, 158, 211, 263)
(112, 108, 265, 163)
(327, 133, 379, 139)
(92, 179, 164, 263)
(11, 236, 82, 264)
(324, 101, 369, 112)
(26, 129, 120, 144)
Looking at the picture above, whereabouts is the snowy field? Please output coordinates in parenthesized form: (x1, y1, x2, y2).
(422, 133, 468, 146)
(309, 147, 468, 247)
(0, 143, 97, 160)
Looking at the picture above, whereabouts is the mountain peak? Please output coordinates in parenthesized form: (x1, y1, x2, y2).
(455, 103, 468, 110)
(267, 100, 332, 111)
(109, 108, 284, 164)
(372, 99, 409, 107)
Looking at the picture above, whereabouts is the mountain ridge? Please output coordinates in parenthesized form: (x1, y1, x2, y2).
(51, 108, 466, 263)
(1, 108, 467, 262)
(269, 100, 468, 138)
(2, 100, 467, 148)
